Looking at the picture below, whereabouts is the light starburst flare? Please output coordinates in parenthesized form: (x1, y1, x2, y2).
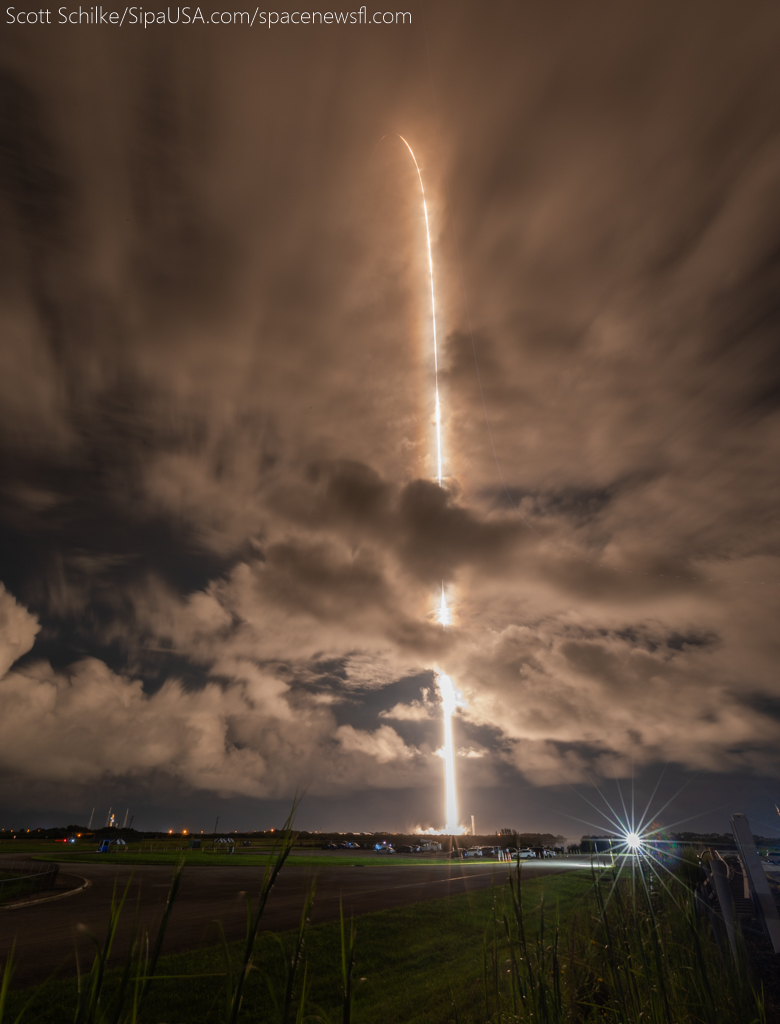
(625, 831, 642, 851)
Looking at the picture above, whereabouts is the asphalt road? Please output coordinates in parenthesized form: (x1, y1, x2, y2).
(0, 854, 579, 988)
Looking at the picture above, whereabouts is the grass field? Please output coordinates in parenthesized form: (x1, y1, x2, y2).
(2, 843, 280, 855)
(0, 875, 45, 906)
(2, 869, 593, 1023)
(0, 843, 75, 855)
(2, 847, 769, 1024)
(31, 850, 475, 868)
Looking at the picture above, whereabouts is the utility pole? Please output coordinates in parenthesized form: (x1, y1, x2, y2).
(88, 808, 94, 829)
(213, 815, 219, 836)
(122, 809, 129, 829)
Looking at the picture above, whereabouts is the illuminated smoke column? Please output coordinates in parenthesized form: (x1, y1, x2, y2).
(437, 673, 464, 834)
(438, 582, 450, 627)
(399, 136, 462, 834)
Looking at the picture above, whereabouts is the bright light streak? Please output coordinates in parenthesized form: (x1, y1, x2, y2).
(398, 135, 442, 487)
(398, 137, 450, 633)
(437, 583, 450, 626)
(436, 672, 464, 834)
(398, 136, 461, 834)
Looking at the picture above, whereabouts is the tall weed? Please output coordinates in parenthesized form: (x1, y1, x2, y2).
(482, 857, 766, 1024)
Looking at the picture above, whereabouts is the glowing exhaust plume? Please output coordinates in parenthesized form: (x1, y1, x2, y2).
(437, 583, 450, 627)
(398, 136, 449, 623)
(398, 135, 443, 487)
(437, 672, 464, 834)
(398, 135, 461, 834)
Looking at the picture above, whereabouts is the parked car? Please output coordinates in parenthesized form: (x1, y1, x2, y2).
(396, 845, 415, 853)
(463, 847, 483, 858)
(480, 846, 498, 857)
(321, 842, 338, 850)
(375, 845, 395, 854)
(513, 848, 536, 859)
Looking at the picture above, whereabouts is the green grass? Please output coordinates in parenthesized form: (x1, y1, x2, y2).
(2, 870, 591, 1024)
(0, 843, 75, 854)
(1, 854, 768, 1024)
(32, 851, 466, 868)
(0, 878, 41, 905)
(0, 868, 60, 906)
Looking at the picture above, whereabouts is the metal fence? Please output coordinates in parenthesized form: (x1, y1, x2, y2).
(0, 861, 60, 902)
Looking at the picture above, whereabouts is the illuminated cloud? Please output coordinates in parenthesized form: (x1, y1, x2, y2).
(1, 5, 779, 827)
(0, 584, 39, 678)
(335, 724, 417, 764)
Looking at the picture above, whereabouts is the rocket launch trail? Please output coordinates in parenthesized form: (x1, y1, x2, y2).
(398, 135, 463, 835)
(437, 672, 461, 833)
(398, 135, 443, 489)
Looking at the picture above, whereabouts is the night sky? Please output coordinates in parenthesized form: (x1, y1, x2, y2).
(1, 1, 779, 837)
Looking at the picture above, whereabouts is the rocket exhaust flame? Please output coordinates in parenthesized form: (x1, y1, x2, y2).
(436, 672, 464, 834)
(437, 583, 450, 627)
(399, 135, 461, 834)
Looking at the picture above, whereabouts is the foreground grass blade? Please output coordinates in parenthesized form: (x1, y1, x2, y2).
(224, 799, 301, 1024)
(339, 900, 356, 1024)
(0, 945, 24, 1024)
(133, 858, 185, 1015)
(280, 881, 315, 1024)
(0, 946, 14, 1024)
(73, 875, 134, 1024)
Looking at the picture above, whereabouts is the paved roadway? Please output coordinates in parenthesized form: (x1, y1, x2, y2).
(0, 853, 580, 988)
